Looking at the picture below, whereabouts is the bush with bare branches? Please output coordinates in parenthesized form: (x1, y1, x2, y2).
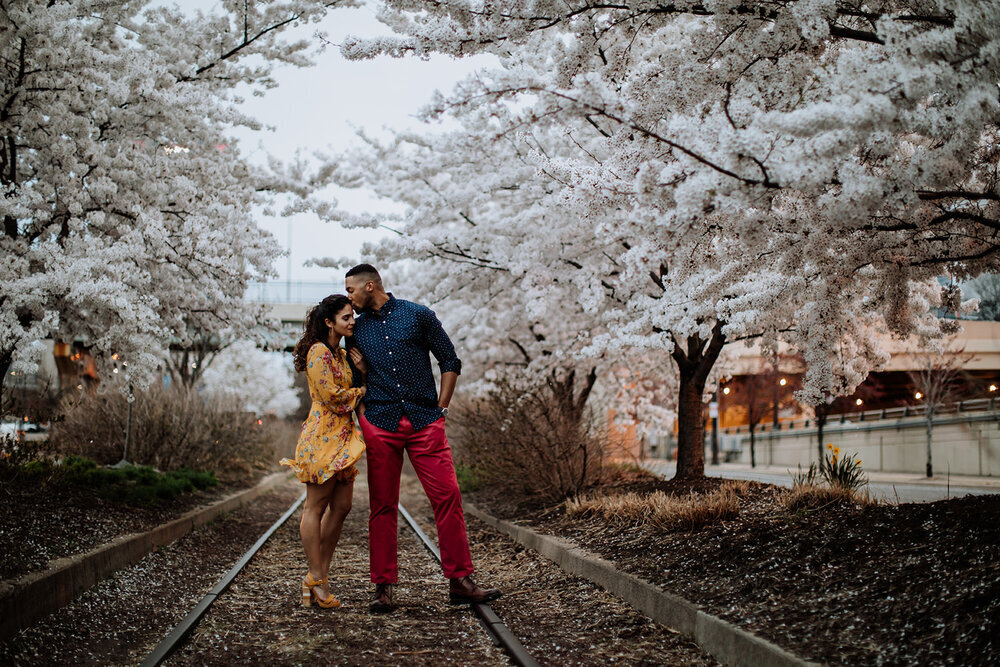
(447, 379, 610, 500)
(52, 383, 295, 482)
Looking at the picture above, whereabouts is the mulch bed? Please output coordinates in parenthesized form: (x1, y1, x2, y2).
(0, 469, 272, 580)
(466, 468, 1000, 666)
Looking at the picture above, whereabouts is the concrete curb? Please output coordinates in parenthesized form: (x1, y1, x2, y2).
(465, 503, 818, 667)
(0, 470, 293, 641)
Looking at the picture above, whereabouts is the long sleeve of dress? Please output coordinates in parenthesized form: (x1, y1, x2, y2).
(307, 345, 364, 414)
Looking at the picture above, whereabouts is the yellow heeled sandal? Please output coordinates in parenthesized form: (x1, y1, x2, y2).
(302, 573, 340, 608)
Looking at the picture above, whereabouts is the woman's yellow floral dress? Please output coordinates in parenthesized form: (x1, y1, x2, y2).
(281, 342, 365, 484)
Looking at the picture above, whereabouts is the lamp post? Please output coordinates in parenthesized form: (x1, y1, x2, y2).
(111, 366, 134, 469)
(710, 386, 720, 465)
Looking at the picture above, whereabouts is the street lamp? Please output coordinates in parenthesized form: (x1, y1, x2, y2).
(915, 391, 923, 400)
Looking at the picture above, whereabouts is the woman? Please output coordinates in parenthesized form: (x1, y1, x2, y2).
(281, 295, 367, 608)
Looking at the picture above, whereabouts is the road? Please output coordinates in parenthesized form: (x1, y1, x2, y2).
(639, 460, 999, 503)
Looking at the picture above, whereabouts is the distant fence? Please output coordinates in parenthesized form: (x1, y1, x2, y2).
(719, 397, 1000, 435)
(245, 281, 333, 304)
(645, 398, 1000, 476)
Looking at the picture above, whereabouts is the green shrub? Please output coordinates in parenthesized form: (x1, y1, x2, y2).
(22, 459, 54, 478)
(822, 446, 867, 493)
(15, 454, 219, 506)
(791, 462, 819, 488)
(170, 468, 217, 490)
(454, 464, 483, 493)
(784, 446, 873, 510)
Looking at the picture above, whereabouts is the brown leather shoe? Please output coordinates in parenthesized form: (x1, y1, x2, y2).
(369, 583, 394, 613)
(448, 576, 501, 605)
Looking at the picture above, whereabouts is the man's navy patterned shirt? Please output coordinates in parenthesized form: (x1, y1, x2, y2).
(351, 294, 462, 432)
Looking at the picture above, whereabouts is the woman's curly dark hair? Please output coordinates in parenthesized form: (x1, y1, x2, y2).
(293, 294, 353, 373)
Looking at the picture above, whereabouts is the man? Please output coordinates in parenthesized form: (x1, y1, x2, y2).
(345, 263, 501, 613)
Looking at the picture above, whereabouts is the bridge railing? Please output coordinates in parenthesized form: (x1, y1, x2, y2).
(719, 396, 998, 435)
(245, 281, 335, 304)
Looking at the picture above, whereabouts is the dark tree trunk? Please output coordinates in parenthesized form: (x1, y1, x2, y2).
(0, 347, 12, 417)
(671, 322, 726, 480)
(815, 401, 830, 473)
(925, 407, 934, 478)
(549, 366, 598, 428)
(749, 422, 757, 468)
(546, 366, 599, 493)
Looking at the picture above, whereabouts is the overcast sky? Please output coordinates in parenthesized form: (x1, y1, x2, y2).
(167, 1, 493, 284)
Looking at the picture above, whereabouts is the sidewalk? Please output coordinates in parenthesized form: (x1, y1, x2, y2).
(635, 459, 1000, 503)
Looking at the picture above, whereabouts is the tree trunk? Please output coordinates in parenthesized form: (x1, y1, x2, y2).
(749, 422, 756, 468)
(671, 322, 727, 480)
(815, 405, 828, 473)
(0, 347, 12, 418)
(925, 407, 934, 478)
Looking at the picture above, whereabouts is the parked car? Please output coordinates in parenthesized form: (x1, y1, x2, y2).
(0, 420, 46, 437)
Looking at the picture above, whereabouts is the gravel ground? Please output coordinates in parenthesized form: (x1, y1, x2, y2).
(164, 462, 715, 665)
(166, 464, 506, 666)
(0, 472, 271, 580)
(0, 481, 303, 665)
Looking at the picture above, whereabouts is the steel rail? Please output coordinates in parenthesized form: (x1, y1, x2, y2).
(139, 491, 537, 667)
(140, 491, 307, 667)
(397, 504, 540, 667)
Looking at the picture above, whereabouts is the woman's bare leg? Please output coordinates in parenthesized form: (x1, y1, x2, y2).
(319, 479, 354, 577)
(300, 478, 337, 598)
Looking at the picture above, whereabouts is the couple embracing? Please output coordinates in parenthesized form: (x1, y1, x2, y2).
(281, 264, 500, 613)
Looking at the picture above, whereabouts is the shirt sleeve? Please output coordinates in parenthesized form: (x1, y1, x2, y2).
(417, 305, 462, 375)
(308, 345, 364, 414)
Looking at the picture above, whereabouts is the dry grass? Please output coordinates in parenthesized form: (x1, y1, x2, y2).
(783, 482, 880, 512)
(565, 480, 750, 532)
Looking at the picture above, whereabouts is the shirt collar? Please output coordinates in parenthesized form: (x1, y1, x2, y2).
(370, 293, 396, 318)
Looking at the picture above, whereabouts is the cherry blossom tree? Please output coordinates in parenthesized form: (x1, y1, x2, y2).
(323, 119, 641, 432)
(335, 1, 992, 478)
(199, 340, 300, 418)
(0, 0, 352, 406)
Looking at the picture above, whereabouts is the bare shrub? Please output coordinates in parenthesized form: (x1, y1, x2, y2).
(565, 480, 746, 531)
(448, 379, 610, 501)
(52, 383, 293, 482)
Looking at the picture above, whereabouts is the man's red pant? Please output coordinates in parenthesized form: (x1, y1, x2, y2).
(359, 414, 474, 583)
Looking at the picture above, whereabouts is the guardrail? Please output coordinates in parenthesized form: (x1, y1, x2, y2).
(720, 397, 998, 435)
(244, 281, 334, 304)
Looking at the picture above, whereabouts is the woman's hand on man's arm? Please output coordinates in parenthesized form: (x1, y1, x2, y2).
(349, 348, 367, 376)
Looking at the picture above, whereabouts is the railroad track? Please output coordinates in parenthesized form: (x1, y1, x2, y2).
(141, 493, 538, 667)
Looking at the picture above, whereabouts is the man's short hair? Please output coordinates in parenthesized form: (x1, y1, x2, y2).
(346, 263, 382, 286)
